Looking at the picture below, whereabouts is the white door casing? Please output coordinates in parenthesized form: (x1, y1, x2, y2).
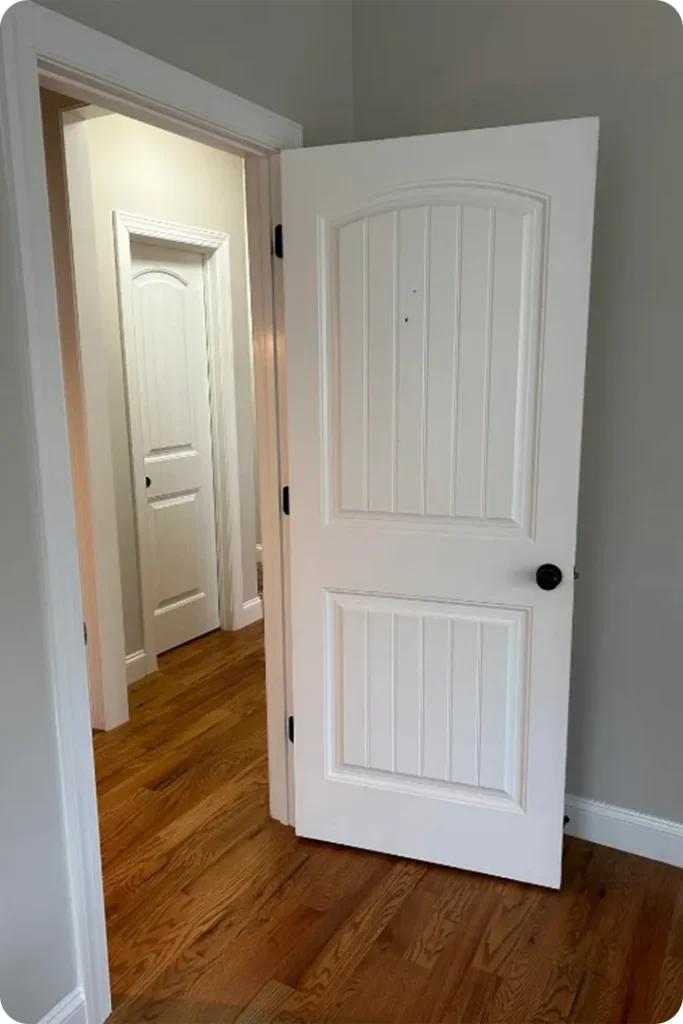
(283, 118, 598, 888)
(0, 4, 300, 1018)
(129, 242, 220, 654)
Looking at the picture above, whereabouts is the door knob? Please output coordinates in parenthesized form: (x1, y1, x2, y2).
(536, 563, 563, 591)
(145, 476, 151, 488)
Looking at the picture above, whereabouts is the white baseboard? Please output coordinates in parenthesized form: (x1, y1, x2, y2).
(37, 989, 86, 1024)
(125, 649, 147, 685)
(237, 596, 263, 629)
(565, 794, 683, 869)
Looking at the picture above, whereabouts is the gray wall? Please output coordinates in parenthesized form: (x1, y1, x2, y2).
(354, 0, 683, 822)
(3, 2, 682, 1021)
(0, 143, 78, 1021)
(38, 0, 354, 146)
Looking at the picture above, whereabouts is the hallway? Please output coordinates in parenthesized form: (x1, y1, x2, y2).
(97, 626, 683, 1023)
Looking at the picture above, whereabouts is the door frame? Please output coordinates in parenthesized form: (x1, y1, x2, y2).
(0, 5, 299, 1022)
(114, 211, 262, 678)
(60, 106, 130, 729)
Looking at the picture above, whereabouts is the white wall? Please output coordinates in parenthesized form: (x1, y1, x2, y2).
(77, 112, 259, 657)
(353, 0, 683, 824)
(36, 0, 354, 147)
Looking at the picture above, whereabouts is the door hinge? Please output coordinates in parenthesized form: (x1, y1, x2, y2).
(282, 485, 290, 516)
(273, 223, 284, 259)
(83, 620, 88, 645)
(287, 715, 294, 743)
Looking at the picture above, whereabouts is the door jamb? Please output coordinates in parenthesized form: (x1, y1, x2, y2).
(0, 5, 300, 1022)
(245, 155, 295, 821)
(61, 108, 130, 725)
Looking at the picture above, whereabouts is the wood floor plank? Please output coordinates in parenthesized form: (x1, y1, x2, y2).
(104, 755, 268, 906)
(610, 862, 678, 1023)
(95, 625, 683, 1024)
(279, 859, 427, 1020)
(488, 839, 595, 1024)
(135, 845, 391, 1014)
(234, 981, 296, 1024)
(400, 876, 502, 1021)
(442, 967, 502, 1024)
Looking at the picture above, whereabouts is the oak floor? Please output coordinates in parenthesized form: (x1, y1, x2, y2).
(95, 624, 683, 1024)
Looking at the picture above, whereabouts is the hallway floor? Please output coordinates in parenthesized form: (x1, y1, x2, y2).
(96, 625, 683, 1023)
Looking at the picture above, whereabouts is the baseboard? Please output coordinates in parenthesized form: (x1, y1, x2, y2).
(37, 989, 86, 1024)
(565, 794, 683, 869)
(235, 595, 263, 629)
(125, 649, 147, 685)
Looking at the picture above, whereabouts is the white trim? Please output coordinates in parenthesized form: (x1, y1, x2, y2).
(565, 794, 683, 869)
(241, 596, 264, 628)
(113, 211, 248, 648)
(29, 4, 302, 153)
(61, 112, 128, 731)
(125, 650, 148, 686)
(244, 155, 293, 825)
(0, 6, 298, 1023)
(37, 989, 87, 1024)
(201, 224, 249, 633)
(115, 211, 230, 251)
(267, 156, 296, 822)
(0, 13, 112, 1024)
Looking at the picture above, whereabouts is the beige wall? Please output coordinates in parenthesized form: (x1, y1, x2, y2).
(77, 113, 259, 657)
(353, 0, 683, 824)
(41, 90, 105, 715)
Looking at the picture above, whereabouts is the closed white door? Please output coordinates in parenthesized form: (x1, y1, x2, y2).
(282, 118, 598, 888)
(129, 242, 219, 654)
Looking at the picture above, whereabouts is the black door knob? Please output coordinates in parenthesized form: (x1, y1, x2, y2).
(536, 563, 563, 591)
(145, 476, 151, 488)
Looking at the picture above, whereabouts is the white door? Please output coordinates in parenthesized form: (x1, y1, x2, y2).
(282, 118, 598, 888)
(129, 242, 220, 654)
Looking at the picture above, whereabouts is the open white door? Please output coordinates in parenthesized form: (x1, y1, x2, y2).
(282, 118, 598, 888)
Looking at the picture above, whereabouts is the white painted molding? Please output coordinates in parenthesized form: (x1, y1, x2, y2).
(238, 596, 264, 629)
(22, 2, 303, 154)
(565, 794, 683, 869)
(125, 650, 147, 686)
(245, 154, 294, 826)
(38, 989, 86, 1024)
(114, 210, 229, 251)
(62, 111, 129, 732)
(0, 13, 113, 1024)
(0, 4, 300, 1021)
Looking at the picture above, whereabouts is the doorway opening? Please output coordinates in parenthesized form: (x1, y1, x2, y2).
(39, 82, 293, 1016)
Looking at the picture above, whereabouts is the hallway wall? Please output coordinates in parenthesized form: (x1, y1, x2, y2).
(40, 89, 105, 717)
(75, 112, 260, 657)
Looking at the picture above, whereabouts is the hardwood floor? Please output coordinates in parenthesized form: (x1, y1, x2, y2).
(96, 625, 683, 1023)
